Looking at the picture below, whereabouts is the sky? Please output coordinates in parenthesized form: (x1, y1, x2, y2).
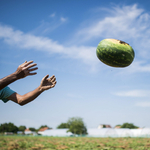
(1, 0, 150, 129)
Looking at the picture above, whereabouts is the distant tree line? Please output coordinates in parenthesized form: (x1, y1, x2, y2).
(0, 117, 88, 135)
(0, 123, 51, 133)
(0, 123, 19, 133)
(0, 120, 139, 135)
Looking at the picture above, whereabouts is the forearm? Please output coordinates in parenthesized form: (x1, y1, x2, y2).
(18, 86, 43, 106)
(8, 74, 56, 106)
(0, 73, 18, 90)
(0, 60, 37, 90)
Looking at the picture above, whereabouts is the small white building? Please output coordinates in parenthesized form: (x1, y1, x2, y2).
(40, 129, 73, 137)
(38, 127, 49, 135)
(98, 124, 112, 129)
(24, 128, 34, 135)
(4, 132, 13, 135)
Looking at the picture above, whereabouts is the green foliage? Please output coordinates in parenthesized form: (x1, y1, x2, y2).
(38, 125, 51, 130)
(67, 117, 87, 135)
(18, 126, 26, 132)
(0, 122, 18, 133)
(121, 123, 139, 129)
(115, 124, 121, 126)
(103, 125, 106, 128)
(29, 127, 36, 132)
(0, 122, 53, 133)
(57, 117, 87, 135)
(57, 123, 69, 129)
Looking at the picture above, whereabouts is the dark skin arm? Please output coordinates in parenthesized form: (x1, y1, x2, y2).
(8, 75, 56, 106)
(0, 60, 57, 106)
(0, 61, 38, 90)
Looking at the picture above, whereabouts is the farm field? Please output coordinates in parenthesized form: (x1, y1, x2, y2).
(0, 136, 150, 150)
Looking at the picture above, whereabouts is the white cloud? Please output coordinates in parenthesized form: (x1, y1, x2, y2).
(50, 13, 55, 18)
(2, 4, 150, 73)
(74, 4, 150, 60)
(66, 4, 150, 73)
(31, 19, 65, 35)
(32, 14, 67, 35)
(60, 17, 67, 22)
(0, 24, 98, 70)
(136, 102, 150, 107)
(77, 5, 142, 41)
(120, 61, 150, 74)
(75, 4, 144, 42)
(114, 90, 150, 97)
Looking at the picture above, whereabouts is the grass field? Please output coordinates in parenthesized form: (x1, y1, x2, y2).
(0, 136, 150, 150)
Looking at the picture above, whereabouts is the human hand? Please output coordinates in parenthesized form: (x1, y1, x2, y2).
(40, 75, 57, 91)
(15, 61, 38, 79)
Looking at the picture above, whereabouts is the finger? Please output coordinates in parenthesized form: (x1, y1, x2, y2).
(48, 76, 56, 82)
(28, 72, 37, 76)
(28, 67, 38, 72)
(43, 82, 56, 90)
(42, 75, 49, 81)
(53, 81, 57, 85)
(20, 61, 27, 66)
(49, 75, 55, 80)
(51, 82, 57, 87)
(51, 81, 57, 86)
(24, 60, 34, 67)
(51, 77, 56, 82)
(24, 63, 37, 70)
(46, 84, 56, 89)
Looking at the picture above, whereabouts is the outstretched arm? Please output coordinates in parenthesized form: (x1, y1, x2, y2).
(8, 75, 57, 106)
(0, 61, 38, 90)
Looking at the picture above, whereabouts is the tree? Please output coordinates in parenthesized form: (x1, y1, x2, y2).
(115, 124, 121, 127)
(121, 123, 139, 129)
(18, 126, 26, 132)
(103, 125, 106, 128)
(29, 127, 36, 132)
(57, 123, 69, 129)
(0, 122, 18, 133)
(67, 117, 87, 135)
(38, 125, 52, 130)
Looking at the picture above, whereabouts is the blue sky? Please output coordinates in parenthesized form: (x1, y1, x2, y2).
(1, 0, 150, 129)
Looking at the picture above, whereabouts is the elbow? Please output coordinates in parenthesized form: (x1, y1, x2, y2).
(19, 102, 25, 106)
(18, 97, 26, 106)
(9, 93, 27, 106)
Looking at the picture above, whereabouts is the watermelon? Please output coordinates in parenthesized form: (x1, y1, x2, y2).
(96, 39, 135, 67)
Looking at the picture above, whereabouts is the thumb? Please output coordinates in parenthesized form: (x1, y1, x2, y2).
(42, 74, 49, 81)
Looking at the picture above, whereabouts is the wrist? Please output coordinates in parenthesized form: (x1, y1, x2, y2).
(12, 72, 19, 80)
(13, 70, 22, 80)
(14, 69, 25, 80)
(38, 86, 45, 93)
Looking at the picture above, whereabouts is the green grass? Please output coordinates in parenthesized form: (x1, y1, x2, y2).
(0, 136, 150, 150)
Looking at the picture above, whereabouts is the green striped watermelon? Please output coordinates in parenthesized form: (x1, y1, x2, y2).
(96, 39, 135, 67)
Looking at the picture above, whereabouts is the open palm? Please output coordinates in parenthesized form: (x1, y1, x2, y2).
(40, 75, 56, 91)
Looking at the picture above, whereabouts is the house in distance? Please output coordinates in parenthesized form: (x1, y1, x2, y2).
(98, 124, 112, 129)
